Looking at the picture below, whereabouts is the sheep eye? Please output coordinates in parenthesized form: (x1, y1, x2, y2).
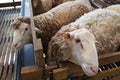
(75, 38, 81, 43)
(25, 28, 28, 31)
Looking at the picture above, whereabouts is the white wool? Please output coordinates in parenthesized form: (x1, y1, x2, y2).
(106, 4, 120, 13)
(75, 0, 94, 10)
(49, 8, 120, 60)
(75, 9, 119, 26)
(12, 0, 91, 54)
(48, 8, 120, 76)
(66, 9, 120, 54)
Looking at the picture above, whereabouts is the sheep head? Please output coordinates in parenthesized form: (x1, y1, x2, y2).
(11, 17, 32, 49)
(66, 28, 98, 76)
(49, 28, 98, 76)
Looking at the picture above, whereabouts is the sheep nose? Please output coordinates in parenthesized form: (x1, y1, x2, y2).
(90, 66, 98, 74)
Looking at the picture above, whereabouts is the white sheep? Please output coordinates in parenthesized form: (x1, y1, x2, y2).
(32, 0, 93, 15)
(12, 0, 91, 53)
(48, 9, 120, 76)
(106, 4, 120, 13)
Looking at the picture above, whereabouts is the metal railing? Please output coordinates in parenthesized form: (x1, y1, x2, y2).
(0, 7, 20, 80)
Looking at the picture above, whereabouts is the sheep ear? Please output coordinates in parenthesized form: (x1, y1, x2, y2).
(63, 32, 74, 40)
(64, 32, 70, 39)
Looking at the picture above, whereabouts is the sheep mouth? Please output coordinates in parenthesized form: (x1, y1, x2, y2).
(13, 43, 22, 49)
(90, 67, 98, 74)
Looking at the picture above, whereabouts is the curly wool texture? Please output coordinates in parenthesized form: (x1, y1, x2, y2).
(32, 0, 93, 15)
(48, 9, 120, 61)
(54, 0, 93, 10)
(32, 1, 91, 53)
(106, 4, 120, 13)
(32, 0, 74, 15)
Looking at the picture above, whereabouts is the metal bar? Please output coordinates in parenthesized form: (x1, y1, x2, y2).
(0, 9, 12, 66)
(20, 0, 25, 16)
(0, 2, 21, 8)
(13, 0, 16, 8)
(3, 8, 19, 80)
(0, 7, 20, 80)
(0, 9, 6, 24)
(1, 8, 15, 80)
(14, 50, 22, 80)
(0, 9, 9, 38)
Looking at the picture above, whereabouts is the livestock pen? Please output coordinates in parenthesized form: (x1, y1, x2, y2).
(17, 0, 120, 80)
(0, 0, 120, 80)
(0, 5, 21, 80)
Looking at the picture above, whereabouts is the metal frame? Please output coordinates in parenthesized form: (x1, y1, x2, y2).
(0, 0, 21, 8)
(15, 0, 120, 80)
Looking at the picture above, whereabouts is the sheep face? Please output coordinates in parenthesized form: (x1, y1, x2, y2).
(65, 29, 98, 76)
(12, 22, 31, 49)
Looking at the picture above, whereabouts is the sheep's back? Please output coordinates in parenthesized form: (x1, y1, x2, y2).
(54, 0, 74, 6)
(77, 9, 120, 55)
(106, 5, 120, 13)
(48, 9, 120, 61)
(33, 1, 90, 53)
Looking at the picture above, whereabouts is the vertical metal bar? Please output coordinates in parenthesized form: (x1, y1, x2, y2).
(14, 50, 23, 80)
(13, 0, 16, 8)
(0, 7, 20, 80)
(20, 0, 25, 16)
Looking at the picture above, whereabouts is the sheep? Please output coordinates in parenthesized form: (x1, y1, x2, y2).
(106, 4, 120, 13)
(54, 0, 94, 10)
(32, 0, 93, 15)
(32, 0, 55, 15)
(12, 0, 91, 54)
(48, 9, 120, 76)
